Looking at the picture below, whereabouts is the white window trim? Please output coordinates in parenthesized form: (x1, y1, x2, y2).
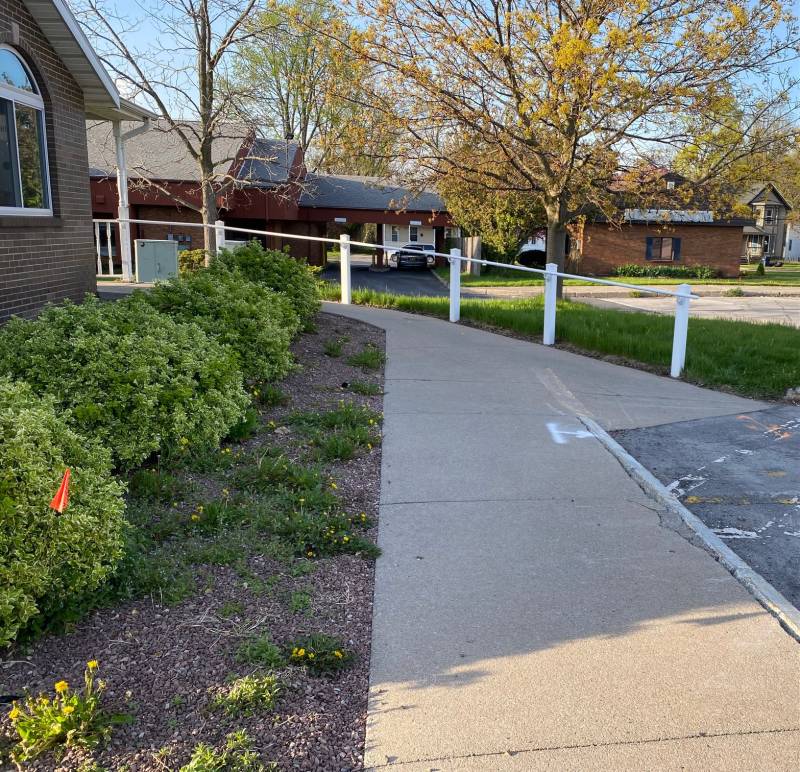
(0, 44, 53, 217)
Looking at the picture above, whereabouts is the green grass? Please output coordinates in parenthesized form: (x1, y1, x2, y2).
(348, 380, 382, 396)
(236, 634, 285, 667)
(433, 264, 800, 287)
(318, 283, 800, 399)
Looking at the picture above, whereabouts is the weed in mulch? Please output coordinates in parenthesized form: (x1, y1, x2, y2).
(182, 729, 277, 771)
(348, 380, 382, 396)
(227, 407, 261, 442)
(252, 383, 289, 408)
(346, 343, 386, 370)
(323, 337, 346, 357)
(288, 633, 354, 675)
(211, 673, 282, 716)
(236, 634, 285, 668)
(290, 401, 382, 461)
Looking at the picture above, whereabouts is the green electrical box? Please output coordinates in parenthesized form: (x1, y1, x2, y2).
(135, 239, 179, 283)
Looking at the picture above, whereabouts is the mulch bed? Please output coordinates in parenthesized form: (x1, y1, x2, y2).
(0, 312, 385, 771)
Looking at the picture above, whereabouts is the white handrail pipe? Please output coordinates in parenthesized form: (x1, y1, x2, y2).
(340, 233, 352, 305)
(449, 247, 461, 322)
(543, 262, 558, 345)
(670, 283, 692, 378)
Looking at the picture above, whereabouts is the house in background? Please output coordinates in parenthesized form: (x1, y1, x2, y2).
(572, 172, 750, 278)
(87, 125, 451, 268)
(0, 0, 151, 322)
(738, 183, 792, 262)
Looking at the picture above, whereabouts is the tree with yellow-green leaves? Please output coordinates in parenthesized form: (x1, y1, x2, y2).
(345, 0, 800, 292)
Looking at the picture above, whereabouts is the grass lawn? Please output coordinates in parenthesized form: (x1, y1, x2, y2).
(319, 282, 800, 399)
(434, 264, 800, 287)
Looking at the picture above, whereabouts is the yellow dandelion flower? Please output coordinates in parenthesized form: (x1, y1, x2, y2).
(297, 648, 305, 657)
(87, 660, 99, 670)
(8, 706, 20, 721)
(222, 488, 230, 496)
(343, 536, 349, 542)
(198, 505, 204, 512)
(191, 514, 200, 522)
(330, 482, 338, 489)
(54, 681, 69, 694)
(307, 551, 314, 557)
(62, 705, 75, 715)
(179, 437, 189, 446)
(334, 650, 343, 658)
(308, 652, 315, 659)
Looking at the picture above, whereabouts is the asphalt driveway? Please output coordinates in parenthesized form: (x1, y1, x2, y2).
(614, 405, 800, 608)
(321, 255, 446, 296)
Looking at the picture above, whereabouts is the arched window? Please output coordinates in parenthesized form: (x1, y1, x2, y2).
(0, 45, 51, 214)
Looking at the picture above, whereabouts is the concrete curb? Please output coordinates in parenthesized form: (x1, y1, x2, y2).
(580, 416, 800, 643)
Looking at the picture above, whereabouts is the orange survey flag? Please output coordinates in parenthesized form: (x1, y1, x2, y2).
(49, 468, 71, 513)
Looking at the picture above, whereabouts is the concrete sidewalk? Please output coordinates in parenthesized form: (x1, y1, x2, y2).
(323, 303, 800, 771)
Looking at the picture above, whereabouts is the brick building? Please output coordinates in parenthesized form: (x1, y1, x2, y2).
(575, 215, 746, 278)
(0, 0, 152, 321)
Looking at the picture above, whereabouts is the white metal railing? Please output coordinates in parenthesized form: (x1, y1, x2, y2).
(94, 219, 119, 277)
(93, 217, 698, 378)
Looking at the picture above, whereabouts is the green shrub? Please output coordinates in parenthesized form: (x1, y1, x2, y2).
(756, 261, 766, 276)
(144, 270, 299, 382)
(0, 295, 249, 468)
(346, 344, 386, 370)
(0, 379, 126, 646)
(178, 248, 208, 275)
(611, 263, 720, 279)
(212, 241, 320, 326)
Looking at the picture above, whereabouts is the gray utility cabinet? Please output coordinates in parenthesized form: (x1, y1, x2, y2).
(135, 239, 179, 283)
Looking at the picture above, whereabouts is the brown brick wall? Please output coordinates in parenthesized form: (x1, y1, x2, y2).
(0, 0, 96, 322)
(577, 223, 743, 278)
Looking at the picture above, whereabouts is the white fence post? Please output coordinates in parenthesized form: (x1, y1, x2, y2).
(670, 283, 691, 378)
(214, 219, 226, 253)
(340, 233, 352, 305)
(449, 247, 461, 322)
(543, 262, 558, 345)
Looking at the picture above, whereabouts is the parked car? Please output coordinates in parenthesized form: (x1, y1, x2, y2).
(388, 243, 436, 269)
(516, 236, 547, 268)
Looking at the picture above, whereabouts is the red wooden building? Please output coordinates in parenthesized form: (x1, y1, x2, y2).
(87, 120, 451, 267)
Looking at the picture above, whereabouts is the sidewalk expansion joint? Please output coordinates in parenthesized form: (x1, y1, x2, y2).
(368, 726, 800, 769)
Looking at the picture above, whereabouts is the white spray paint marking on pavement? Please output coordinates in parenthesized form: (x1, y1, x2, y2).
(713, 527, 760, 540)
(713, 456, 727, 463)
(547, 422, 595, 445)
(784, 531, 800, 538)
(665, 473, 707, 498)
(735, 449, 755, 455)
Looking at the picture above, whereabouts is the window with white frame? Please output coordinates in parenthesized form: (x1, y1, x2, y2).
(390, 225, 399, 242)
(409, 225, 418, 242)
(0, 46, 51, 214)
(764, 206, 776, 225)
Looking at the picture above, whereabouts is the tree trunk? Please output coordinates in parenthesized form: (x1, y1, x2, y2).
(545, 199, 568, 298)
(200, 177, 218, 263)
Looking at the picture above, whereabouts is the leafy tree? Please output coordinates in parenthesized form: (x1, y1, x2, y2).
(229, 0, 396, 174)
(76, 0, 272, 253)
(347, 0, 800, 294)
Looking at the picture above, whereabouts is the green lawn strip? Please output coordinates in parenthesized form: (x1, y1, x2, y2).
(433, 266, 800, 287)
(318, 283, 799, 399)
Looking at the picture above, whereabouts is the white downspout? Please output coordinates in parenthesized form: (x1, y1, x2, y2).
(113, 117, 150, 281)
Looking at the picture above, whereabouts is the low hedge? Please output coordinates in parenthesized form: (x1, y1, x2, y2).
(143, 269, 300, 382)
(212, 241, 320, 326)
(0, 378, 126, 645)
(0, 295, 249, 469)
(611, 263, 720, 279)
